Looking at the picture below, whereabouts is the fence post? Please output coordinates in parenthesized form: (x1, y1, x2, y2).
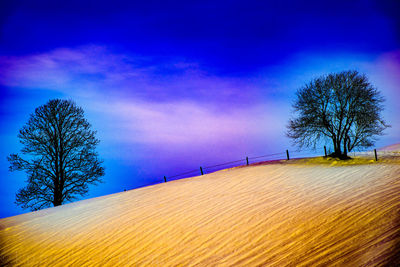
(164, 176, 167, 183)
(200, 166, 204, 175)
(286, 150, 290, 160)
(246, 156, 249, 165)
(374, 149, 378, 161)
(324, 146, 327, 157)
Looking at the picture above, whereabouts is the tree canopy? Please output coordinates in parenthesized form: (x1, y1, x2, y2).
(287, 70, 389, 159)
(8, 99, 105, 210)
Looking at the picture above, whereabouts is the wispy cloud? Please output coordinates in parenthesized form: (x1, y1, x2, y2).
(0, 45, 288, 161)
(0, 45, 260, 104)
(89, 99, 283, 145)
(1, 45, 398, 162)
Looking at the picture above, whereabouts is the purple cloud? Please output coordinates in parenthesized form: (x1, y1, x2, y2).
(1, 45, 398, 164)
(0, 46, 289, 162)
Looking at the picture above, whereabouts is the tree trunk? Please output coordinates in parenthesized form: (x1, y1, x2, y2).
(343, 138, 348, 158)
(334, 140, 342, 157)
(53, 188, 62, 206)
(331, 138, 350, 159)
(332, 137, 338, 156)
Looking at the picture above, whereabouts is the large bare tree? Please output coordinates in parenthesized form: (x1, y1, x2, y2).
(8, 99, 105, 210)
(287, 70, 389, 159)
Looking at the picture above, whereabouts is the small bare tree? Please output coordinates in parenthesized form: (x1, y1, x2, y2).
(8, 99, 105, 210)
(287, 70, 389, 159)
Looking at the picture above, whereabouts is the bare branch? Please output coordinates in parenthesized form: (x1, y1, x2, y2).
(8, 99, 105, 211)
(287, 70, 389, 159)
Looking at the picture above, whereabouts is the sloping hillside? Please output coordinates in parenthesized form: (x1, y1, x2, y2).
(1, 151, 400, 266)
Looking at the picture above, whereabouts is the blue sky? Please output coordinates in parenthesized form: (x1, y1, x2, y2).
(1, 0, 399, 218)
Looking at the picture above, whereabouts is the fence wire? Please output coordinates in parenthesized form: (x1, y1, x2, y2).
(204, 159, 245, 169)
(164, 148, 325, 181)
(168, 169, 199, 179)
(162, 146, 387, 183)
(248, 152, 286, 160)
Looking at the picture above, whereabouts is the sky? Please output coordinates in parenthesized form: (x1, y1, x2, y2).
(0, 0, 399, 218)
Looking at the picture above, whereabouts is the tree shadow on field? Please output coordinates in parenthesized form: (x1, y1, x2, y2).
(0, 238, 14, 266)
(383, 209, 400, 266)
(0, 221, 15, 266)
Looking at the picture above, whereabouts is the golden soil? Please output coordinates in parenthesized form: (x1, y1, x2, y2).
(1, 153, 400, 266)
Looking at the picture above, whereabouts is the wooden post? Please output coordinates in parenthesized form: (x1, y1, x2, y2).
(286, 150, 290, 160)
(164, 176, 167, 183)
(246, 156, 249, 165)
(374, 149, 378, 161)
(324, 146, 327, 157)
(200, 166, 204, 175)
